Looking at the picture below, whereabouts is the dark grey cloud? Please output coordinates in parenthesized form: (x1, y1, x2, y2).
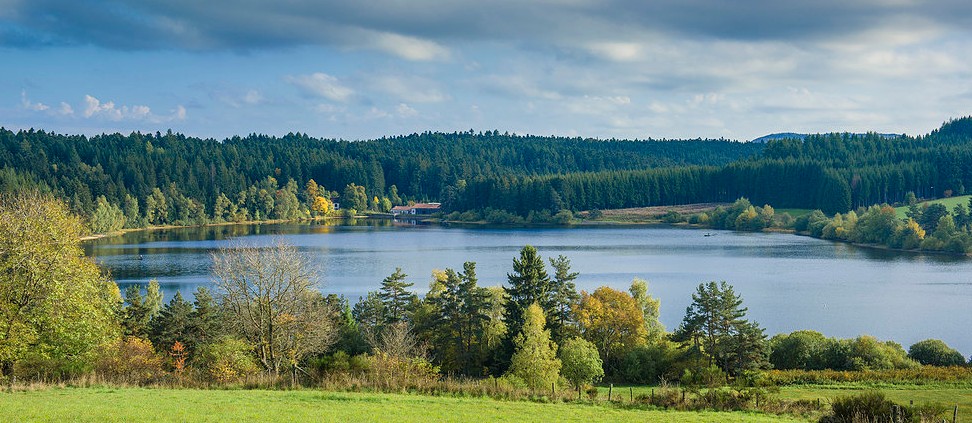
(3, 0, 971, 52)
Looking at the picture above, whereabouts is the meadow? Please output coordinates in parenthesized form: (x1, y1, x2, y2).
(0, 388, 802, 423)
(894, 195, 972, 219)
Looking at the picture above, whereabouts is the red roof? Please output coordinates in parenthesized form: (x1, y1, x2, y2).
(410, 203, 441, 209)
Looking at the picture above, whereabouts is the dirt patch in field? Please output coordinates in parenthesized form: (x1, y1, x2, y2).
(585, 203, 727, 220)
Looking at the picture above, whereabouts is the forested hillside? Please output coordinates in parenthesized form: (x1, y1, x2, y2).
(0, 129, 757, 229)
(1, 117, 971, 230)
(457, 118, 972, 215)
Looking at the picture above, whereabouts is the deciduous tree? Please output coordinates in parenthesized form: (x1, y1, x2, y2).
(0, 192, 120, 378)
(507, 303, 560, 390)
(212, 240, 336, 377)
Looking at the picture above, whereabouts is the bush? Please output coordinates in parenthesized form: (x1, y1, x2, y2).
(769, 330, 832, 370)
(822, 391, 948, 423)
(95, 336, 165, 384)
(907, 339, 966, 367)
(196, 336, 259, 384)
(824, 391, 896, 423)
(681, 364, 726, 387)
(621, 343, 674, 384)
(837, 336, 918, 371)
(662, 210, 684, 223)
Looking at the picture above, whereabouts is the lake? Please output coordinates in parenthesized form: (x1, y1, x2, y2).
(83, 219, 972, 355)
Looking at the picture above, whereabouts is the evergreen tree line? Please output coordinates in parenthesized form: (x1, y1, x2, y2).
(0, 127, 757, 227)
(451, 117, 972, 216)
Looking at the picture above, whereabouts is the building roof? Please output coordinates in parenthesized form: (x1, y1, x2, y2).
(411, 203, 441, 209)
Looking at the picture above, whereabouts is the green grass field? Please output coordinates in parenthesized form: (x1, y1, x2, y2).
(778, 385, 972, 417)
(894, 195, 972, 219)
(0, 388, 803, 422)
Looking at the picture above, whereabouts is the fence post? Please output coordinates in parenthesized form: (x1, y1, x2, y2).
(629, 387, 633, 402)
(650, 388, 654, 404)
(954, 404, 958, 423)
(608, 384, 613, 401)
(551, 382, 555, 399)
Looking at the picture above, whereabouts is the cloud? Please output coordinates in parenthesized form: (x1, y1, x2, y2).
(366, 32, 450, 61)
(20, 90, 49, 111)
(286, 73, 353, 102)
(2, 0, 970, 54)
(82, 95, 184, 122)
(395, 103, 418, 117)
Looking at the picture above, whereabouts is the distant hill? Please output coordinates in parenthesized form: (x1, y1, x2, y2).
(750, 133, 807, 143)
(750, 132, 904, 143)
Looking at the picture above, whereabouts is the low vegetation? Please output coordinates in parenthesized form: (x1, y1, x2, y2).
(3, 191, 971, 422)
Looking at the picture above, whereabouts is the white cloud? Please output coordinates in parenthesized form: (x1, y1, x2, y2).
(396, 103, 418, 117)
(285, 73, 354, 102)
(368, 32, 450, 62)
(81, 95, 184, 122)
(585, 42, 642, 62)
(20, 90, 49, 111)
(58, 102, 74, 116)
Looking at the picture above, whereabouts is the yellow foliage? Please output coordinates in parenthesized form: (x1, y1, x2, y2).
(311, 196, 332, 216)
(576, 287, 646, 364)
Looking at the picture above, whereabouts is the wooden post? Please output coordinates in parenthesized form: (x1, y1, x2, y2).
(681, 390, 685, 404)
(551, 382, 555, 399)
(629, 387, 633, 402)
(954, 404, 958, 423)
(578, 385, 581, 401)
(650, 388, 654, 404)
(608, 384, 613, 402)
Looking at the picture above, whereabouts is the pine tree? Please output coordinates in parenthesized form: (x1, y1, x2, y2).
(378, 268, 417, 324)
(501, 245, 552, 368)
(546, 255, 579, 344)
(188, 287, 220, 351)
(149, 291, 194, 355)
(672, 281, 768, 381)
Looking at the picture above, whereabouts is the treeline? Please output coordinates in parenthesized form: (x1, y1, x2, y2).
(6, 193, 971, 392)
(664, 197, 972, 255)
(451, 117, 972, 216)
(0, 127, 757, 231)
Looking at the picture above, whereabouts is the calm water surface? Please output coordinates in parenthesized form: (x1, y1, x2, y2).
(83, 220, 972, 355)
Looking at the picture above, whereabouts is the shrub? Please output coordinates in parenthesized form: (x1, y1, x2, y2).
(837, 336, 918, 371)
(681, 364, 726, 388)
(769, 330, 832, 370)
(621, 343, 674, 384)
(824, 391, 895, 423)
(662, 210, 684, 223)
(822, 391, 949, 423)
(95, 336, 165, 384)
(907, 339, 966, 367)
(196, 336, 259, 384)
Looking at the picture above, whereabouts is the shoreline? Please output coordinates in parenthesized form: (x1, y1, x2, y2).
(82, 210, 972, 258)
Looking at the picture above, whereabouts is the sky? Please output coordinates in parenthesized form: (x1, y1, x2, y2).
(2, 0, 971, 141)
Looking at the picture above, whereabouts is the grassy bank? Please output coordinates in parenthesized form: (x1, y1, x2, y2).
(894, 195, 972, 219)
(0, 388, 801, 422)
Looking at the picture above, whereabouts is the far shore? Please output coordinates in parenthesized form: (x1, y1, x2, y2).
(81, 204, 972, 258)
